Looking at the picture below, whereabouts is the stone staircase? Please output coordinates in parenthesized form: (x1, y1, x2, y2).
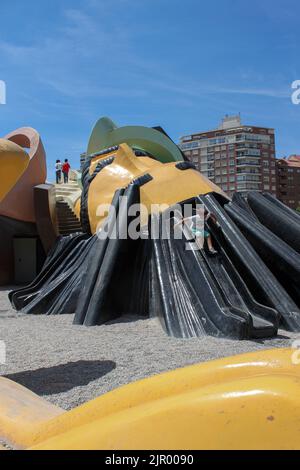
(55, 181, 81, 202)
(56, 201, 82, 236)
(54, 171, 82, 236)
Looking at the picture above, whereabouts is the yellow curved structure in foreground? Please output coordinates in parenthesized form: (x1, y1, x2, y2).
(0, 139, 29, 203)
(0, 348, 299, 450)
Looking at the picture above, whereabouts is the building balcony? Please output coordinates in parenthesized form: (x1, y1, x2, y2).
(236, 173, 261, 178)
(236, 150, 261, 157)
(237, 169, 261, 176)
(235, 145, 259, 151)
(237, 179, 261, 184)
(236, 161, 260, 167)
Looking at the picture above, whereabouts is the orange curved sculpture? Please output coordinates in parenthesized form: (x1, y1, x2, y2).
(0, 139, 29, 203)
(0, 127, 47, 223)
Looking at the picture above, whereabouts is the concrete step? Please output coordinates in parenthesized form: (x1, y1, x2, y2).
(57, 208, 75, 212)
(55, 189, 79, 195)
(57, 216, 79, 222)
(56, 206, 76, 212)
(57, 216, 81, 222)
(58, 222, 82, 228)
(57, 213, 78, 219)
(55, 185, 79, 190)
(55, 182, 79, 187)
(55, 186, 79, 191)
(60, 229, 82, 235)
(55, 199, 82, 235)
(57, 210, 77, 216)
(56, 205, 74, 210)
(57, 214, 79, 222)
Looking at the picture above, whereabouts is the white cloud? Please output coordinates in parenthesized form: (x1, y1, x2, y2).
(213, 87, 290, 99)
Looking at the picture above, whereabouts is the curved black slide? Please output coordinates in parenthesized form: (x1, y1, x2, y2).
(151, 217, 251, 339)
(200, 248, 278, 338)
(263, 193, 300, 224)
(200, 193, 300, 331)
(150, 214, 277, 339)
(225, 201, 300, 311)
(247, 192, 300, 253)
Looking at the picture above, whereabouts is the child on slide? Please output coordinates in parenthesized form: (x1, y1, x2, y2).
(190, 209, 218, 255)
(176, 208, 218, 255)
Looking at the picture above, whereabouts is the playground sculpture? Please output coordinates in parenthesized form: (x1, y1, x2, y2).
(0, 117, 300, 450)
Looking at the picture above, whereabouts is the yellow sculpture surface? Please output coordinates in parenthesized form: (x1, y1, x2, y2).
(0, 349, 299, 450)
(81, 143, 224, 233)
(0, 139, 29, 203)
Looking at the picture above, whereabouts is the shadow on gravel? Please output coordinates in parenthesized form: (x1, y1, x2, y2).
(4, 360, 116, 395)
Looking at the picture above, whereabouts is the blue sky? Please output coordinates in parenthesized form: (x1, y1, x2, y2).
(0, 0, 299, 181)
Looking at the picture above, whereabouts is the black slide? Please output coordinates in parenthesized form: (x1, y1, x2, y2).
(150, 213, 277, 339)
(199, 193, 300, 331)
(247, 192, 300, 253)
(200, 248, 278, 338)
(225, 200, 300, 311)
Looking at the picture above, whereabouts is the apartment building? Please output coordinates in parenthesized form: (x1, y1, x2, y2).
(276, 155, 300, 210)
(179, 115, 277, 198)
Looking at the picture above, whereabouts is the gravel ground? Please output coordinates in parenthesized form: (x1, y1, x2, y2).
(0, 287, 297, 411)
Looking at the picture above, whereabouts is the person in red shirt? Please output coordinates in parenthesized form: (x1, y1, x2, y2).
(62, 159, 71, 183)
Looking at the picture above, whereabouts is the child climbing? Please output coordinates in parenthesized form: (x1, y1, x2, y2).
(62, 159, 71, 184)
(55, 160, 62, 184)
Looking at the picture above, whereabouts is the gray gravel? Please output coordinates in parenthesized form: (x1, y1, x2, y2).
(0, 287, 296, 411)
